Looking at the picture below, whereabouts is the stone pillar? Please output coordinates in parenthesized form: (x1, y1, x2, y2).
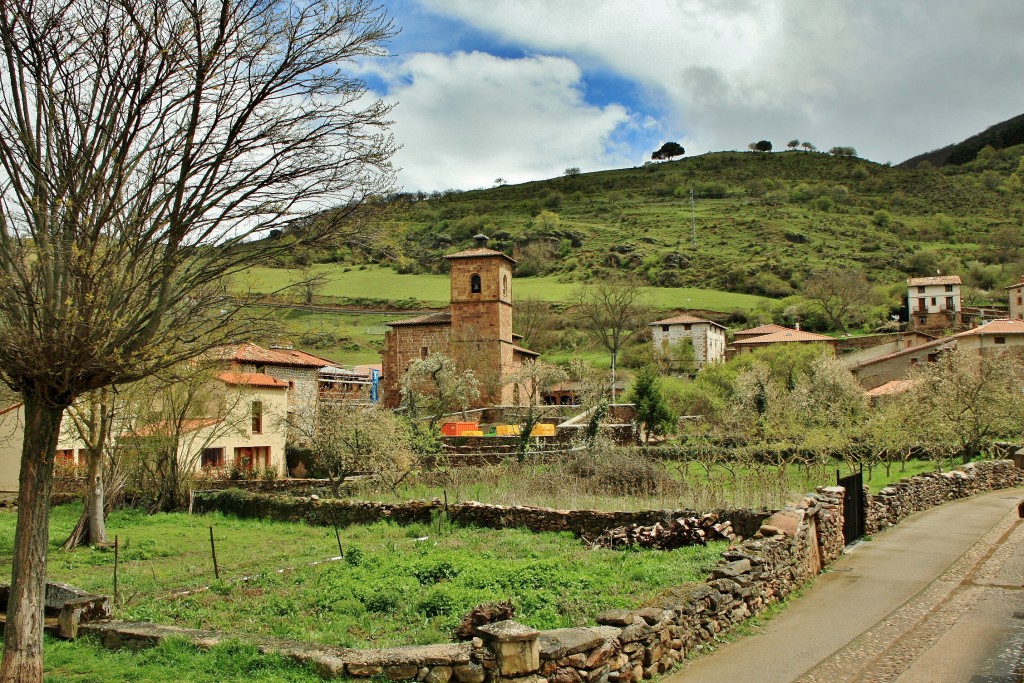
(477, 620, 540, 678)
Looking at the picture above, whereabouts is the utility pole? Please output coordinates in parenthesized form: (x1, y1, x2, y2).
(690, 187, 696, 246)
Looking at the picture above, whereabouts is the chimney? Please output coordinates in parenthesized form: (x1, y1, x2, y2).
(795, 322, 801, 331)
(473, 233, 489, 247)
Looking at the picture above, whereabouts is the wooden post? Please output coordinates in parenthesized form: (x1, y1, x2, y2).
(209, 526, 220, 580)
(333, 523, 343, 558)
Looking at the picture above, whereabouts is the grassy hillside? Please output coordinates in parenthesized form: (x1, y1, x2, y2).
(355, 148, 1024, 298)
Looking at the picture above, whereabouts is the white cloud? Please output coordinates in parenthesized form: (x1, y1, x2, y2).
(366, 51, 631, 191)
(418, 0, 1024, 164)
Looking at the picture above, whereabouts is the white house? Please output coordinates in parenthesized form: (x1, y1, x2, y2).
(0, 404, 91, 492)
(649, 314, 727, 370)
(907, 275, 962, 331)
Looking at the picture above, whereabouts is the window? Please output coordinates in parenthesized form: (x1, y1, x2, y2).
(502, 275, 508, 297)
(919, 317, 927, 324)
(927, 353, 938, 362)
(995, 336, 1006, 345)
(683, 324, 691, 331)
(917, 286, 925, 293)
(420, 346, 429, 359)
(930, 297, 936, 305)
(470, 274, 481, 293)
(251, 401, 263, 434)
(661, 325, 669, 332)
(202, 448, 224, 469)
(944, 284, 953, 292)
(55, 449, 74, 464)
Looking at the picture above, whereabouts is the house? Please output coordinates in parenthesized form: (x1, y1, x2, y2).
(1007, 277, 1024, 321)
(730, 325, 837, 356)
(121, 371, 289, 476)
(381, 235, 539, 408)
(0, 404, 94, 493)
(649, 314, 727, 370)
(851, 318, 1024, 389)
(907, 275, 962, 332)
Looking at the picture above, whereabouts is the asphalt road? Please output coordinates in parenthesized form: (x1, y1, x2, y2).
(665, 487, 1024, 683)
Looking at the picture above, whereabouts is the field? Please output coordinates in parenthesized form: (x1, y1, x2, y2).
(237, 264, 771, 312)
(0, 505, 723, 650)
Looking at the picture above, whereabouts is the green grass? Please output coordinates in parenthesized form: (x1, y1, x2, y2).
(236, 264, 770, 312)
(0, 505, 724, 650)
(35, 636, 324, 683)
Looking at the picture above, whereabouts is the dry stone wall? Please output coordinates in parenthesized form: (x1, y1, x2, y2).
(192, 490, 774, 540)
(864, 459, 1023, 534)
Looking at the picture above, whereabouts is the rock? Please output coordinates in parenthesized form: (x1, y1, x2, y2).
(550, 667, 583, 683)
(425, 666, 453, 683)
(385, 664, 420, 680)
(596, 610, 634, 627)
(453, 663, 485, 683)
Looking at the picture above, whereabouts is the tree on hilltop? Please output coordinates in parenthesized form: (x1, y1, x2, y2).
(652, 141, 686, 161)
(754, 140, 773, 152)
(802, 141, 817, 152)
(787, 139, 801, 150)
(0, 0, 397, 678)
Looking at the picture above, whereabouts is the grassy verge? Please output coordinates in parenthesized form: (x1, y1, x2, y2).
(32, 635, 323, 683)
(0, 505, 724, 650)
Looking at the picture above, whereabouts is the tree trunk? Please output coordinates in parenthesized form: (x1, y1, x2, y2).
(1, 395, 65, 683)
(86, 451, 106, 544)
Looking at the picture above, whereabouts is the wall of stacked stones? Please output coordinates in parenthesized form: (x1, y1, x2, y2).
(863, 459, 1024, 535)
(192, 490, 774, 540)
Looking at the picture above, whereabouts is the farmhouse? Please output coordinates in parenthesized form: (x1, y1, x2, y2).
(381, 235, 538, 408)
(907, 275, 962, 332)
(649, 314, 727, 370)
(851, 318, 1024, 390)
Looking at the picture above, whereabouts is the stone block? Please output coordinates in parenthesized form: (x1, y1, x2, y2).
(425, 666, 453, 683)
(453, 662, 486, 683)
(478, 620, 540, 677)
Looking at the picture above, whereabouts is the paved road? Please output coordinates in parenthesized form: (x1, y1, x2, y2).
(665, 488, 1024, 683)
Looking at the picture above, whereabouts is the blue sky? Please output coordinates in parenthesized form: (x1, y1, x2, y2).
(357, 0, 1024, 192)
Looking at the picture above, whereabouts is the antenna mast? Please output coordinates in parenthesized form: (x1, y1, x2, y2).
(690, 187, 696, 246)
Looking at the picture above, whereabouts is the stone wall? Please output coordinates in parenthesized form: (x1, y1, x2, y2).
(192, 490, 774, 541)
(863, 459, 1024, 534)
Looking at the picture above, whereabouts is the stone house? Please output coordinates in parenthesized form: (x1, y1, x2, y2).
(1007, 276, 1024, 321)
(381, 235, 539, 408)
(907, 275, 962, 332)
(648, 314, 727, 370)
(851, 318, 1024, 390)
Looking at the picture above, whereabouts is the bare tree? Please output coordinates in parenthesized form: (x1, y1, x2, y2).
(572, 277, 651, 400)
(514, 297, 559, 352)
(0, 0, 396, 677)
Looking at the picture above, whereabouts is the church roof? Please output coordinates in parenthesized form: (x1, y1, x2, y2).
(385, 312, 452, 327)
(444, 247, 517, 264)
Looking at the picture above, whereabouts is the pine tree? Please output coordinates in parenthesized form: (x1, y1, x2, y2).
(627, 365, 677, 446)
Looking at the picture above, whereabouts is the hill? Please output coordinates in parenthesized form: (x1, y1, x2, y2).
(334, 147, 1023, 298)
(900, 113, 1024, 169)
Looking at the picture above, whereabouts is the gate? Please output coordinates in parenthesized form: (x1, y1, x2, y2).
(836, 469, 865, 545)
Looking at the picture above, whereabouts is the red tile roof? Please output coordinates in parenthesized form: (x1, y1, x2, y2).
(957, 318, 1024, 336)
(128, 418, 224, 438)
(907, 275, 962, 286)
(865, 380, 918, 398)
(851, 319, 1024, 371)
(650, 314, 725, 329)
(214, 342, 337, 368)
(734, 323, 791, 336)
(444, 247, 516, 263)
(217, 372, 289, 389)
(733, 329, 835, 345)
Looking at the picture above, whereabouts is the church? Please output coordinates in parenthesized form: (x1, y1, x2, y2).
(380, 235, 539, 408)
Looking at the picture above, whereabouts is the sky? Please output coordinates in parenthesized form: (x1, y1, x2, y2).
(355, 0, 1024, 193)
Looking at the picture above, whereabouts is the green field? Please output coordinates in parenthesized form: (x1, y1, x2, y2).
(237, 264, 770, 312)
(3, 505, 723, 650)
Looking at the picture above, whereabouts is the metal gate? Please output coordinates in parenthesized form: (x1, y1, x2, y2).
(837, 469, 865, 545)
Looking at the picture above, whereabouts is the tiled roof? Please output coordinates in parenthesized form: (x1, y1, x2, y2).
(851, 336, 954, 370)
(128, 418, 224, 438)
(957, 318, 1024, 336)
(865, 380, 919, 398)
(907, 275, 962, 286)
(217, 372, 289, 389)
(1006, 278, 1024, 290)
(386, 312, 452, 327)
(444, 247, 516, 263)
(734, 323, 791, 336)
(733, 329, 835, 345)
(650, 314, 725, 329)
(512, 344, 540, 357)
(215, 342, 337, 368)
